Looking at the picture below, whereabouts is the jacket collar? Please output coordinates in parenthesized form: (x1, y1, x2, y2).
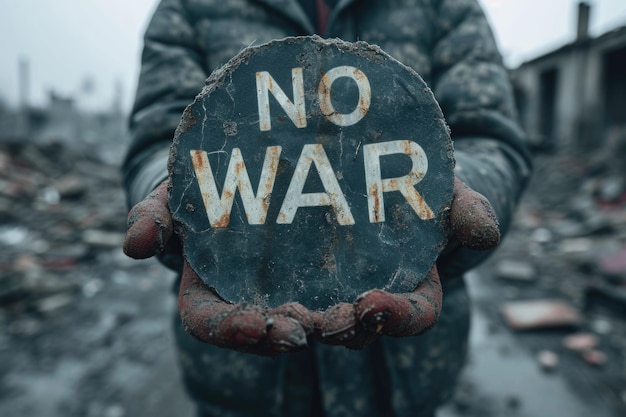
(253, 0, 356, 36)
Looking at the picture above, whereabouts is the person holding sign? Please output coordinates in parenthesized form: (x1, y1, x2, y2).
(122, 1, 532, 416)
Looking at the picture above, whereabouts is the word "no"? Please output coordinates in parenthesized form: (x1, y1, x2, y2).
(256, 66, 371, 131)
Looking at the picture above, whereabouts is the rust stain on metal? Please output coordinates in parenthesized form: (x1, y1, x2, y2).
(331, 196, 353, 226)
(191, 149, 207, 172)
(235, 160, 245, 177)
(414, 191, 435, 220)
(261, 194, 271, 216)
(403, 140, 412, 156)
(317, 74, 333, 119)
(369, 183, 382, 223)
(213, 212, 231, 229)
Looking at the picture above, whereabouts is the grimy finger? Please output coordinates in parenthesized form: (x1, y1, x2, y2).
(314, 302, 358, 345)
(263, 316, 308, 354)
(269, 302, 315, 335)
(123, 181, 173, 259)
(178, 263, 267, 348)
(355, 264, 443, 337)
(312, 305, 380, 350)
(450, 177, 500, 250)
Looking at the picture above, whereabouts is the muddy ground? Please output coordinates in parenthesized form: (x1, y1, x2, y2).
(0, 141, 624, 416)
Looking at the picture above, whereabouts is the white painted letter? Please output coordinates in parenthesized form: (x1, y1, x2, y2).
(190, 146, 282, 227)
(278, 144, 354, 225)
(363, 140, 434, 223)
(256, 68, 306, 131)
(318, 66, 371, 126)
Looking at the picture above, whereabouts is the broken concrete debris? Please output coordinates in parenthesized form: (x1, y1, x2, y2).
(500, 299, 583, 330)
(495, 260, 537, 282)
(537, 349, 559, 372)
(0, 141, 127, 317)
(562, 333, 599, 352)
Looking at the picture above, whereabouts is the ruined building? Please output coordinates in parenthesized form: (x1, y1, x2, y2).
(513, 2, 626, 154)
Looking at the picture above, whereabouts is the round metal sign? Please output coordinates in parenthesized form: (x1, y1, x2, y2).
(169, 36, 454, 310)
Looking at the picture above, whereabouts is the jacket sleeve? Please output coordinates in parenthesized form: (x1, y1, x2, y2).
(430, 0, 533, 277)
(122, 0, 207, 208)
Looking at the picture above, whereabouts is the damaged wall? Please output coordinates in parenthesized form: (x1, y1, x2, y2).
(512, 4, 626, 153)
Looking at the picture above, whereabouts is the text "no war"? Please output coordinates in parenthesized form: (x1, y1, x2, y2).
(190, 66, 434, 228)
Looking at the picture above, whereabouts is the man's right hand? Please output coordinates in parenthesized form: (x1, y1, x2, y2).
(123, 180, 314, 356)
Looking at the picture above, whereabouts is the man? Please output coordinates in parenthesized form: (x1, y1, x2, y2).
(122, 1, 532, 416)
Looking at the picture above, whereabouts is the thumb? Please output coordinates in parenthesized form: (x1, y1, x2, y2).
(450, 177, 500, 251)
(123, 180, 173, 259)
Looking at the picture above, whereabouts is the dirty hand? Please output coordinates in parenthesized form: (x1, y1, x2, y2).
(123, 180, 314, 356)
(315, 177, 500, 350)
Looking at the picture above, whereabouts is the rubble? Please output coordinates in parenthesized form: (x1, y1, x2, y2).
(0, 141, 127, 318)
(0, 126, 625, 415)
(488, 148, 626, 412)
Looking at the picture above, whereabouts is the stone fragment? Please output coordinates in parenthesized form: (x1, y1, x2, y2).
(583, 350, 607, 366)
(37, 293, 74, 314)
(596, 248, 626, 279)
(82, 229, 125, 248)
(590, 318, 613, 335)
(599, 175, 624, 202)
(82, 278, 105, 298)
(562, 333, 599, 352)
(537, 350, 559, 371)
(501, 299, 583, 330)
(530, 227, 552, 244)
(495, 260, 537, 282)
(559, 237, 593, 254)
(54, 174, 88, 199)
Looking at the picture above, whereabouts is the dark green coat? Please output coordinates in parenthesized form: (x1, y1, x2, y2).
(123, 1, 531, 416)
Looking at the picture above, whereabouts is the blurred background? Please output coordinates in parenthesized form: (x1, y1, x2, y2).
(0, 0, 625, 416)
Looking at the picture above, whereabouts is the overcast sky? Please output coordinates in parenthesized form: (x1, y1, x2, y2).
(1, 0, 625, 112)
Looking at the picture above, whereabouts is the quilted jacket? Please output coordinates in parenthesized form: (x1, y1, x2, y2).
(122, 1, 532, 416)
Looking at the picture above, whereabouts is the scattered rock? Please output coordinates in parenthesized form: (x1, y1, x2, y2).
(562, 333, 599, 352)
(590, 318, 613, 335)
(495, 260, 537, 282)
(537, 349, 559, 371)
(599, 175, 624, 203)
(559, 237, 593, 255)
(82, 279, 105, 298)
(37, 293, 74, 314)
(501, 299, 583, 330)
(596, 248, 626, 280)
(54, 174, 88, 199)
(82, 229, 125, 248)
(530, 227, 553, 244)
(583, 350, 607, 367)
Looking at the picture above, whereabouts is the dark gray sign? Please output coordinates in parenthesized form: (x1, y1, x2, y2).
(169, 36, 454, 310)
